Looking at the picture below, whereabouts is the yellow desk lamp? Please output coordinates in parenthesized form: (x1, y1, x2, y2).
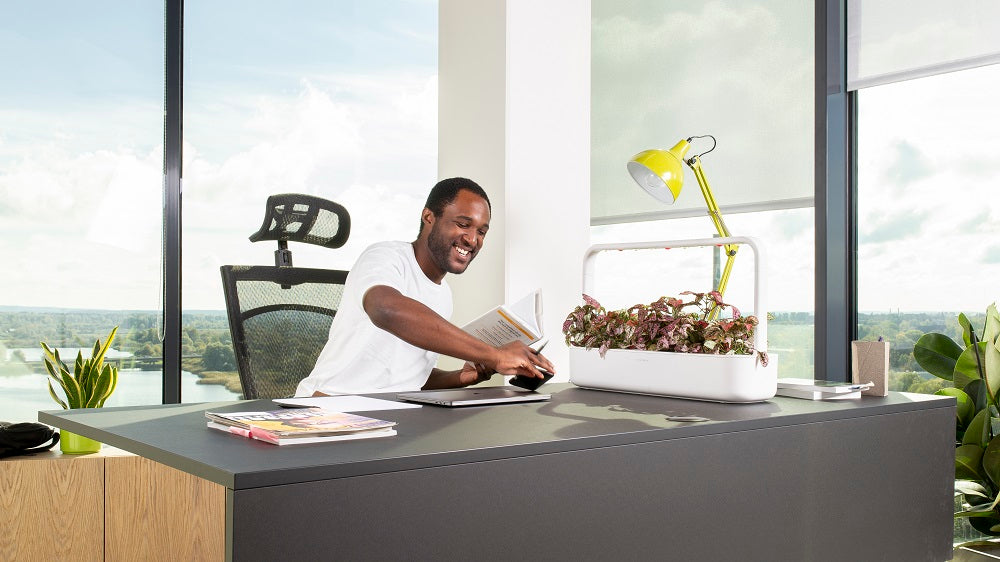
(626, 135, 738, 301)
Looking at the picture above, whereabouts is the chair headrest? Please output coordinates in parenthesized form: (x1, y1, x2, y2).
(249, 193, 350, 249)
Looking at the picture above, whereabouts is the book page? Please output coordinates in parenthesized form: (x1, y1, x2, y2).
(508, 289, 542, 335)
(461, 289, 543, 347)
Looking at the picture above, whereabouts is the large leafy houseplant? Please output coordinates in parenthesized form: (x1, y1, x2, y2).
(913, 305, 1000, 536)
(562, 291, 767, 365)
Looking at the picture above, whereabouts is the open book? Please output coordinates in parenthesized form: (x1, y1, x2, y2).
(461, 289, 544, 347)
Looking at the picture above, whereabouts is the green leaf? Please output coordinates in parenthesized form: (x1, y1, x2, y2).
(956, 342, 990, 392)
(99, 364, 119, 407)
(40, 341, 58, 364)
(42, 358, 59, 380)
(91, 326, 118, 367)
(60, 367, 82, 409)
(986, 304, 1000, 343)
(914, 333, 963, 380)
(46, 379, 68, 410)
(961, 313, 974, 347)
(938, 387, 976, 429)
(965, 379, 990, 417)
(969, 516, 1000, 535)
(957, 480, 991, 500)
(87, 364, 113, 408)
(965, 410, 992, 448)
(984, 437, 1000, 488)
(957, 504, 998, 517)
(958, 443, 986, 481)
(988, 339, 1000, 406)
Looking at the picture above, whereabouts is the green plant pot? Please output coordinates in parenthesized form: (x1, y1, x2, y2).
(60, 430, 102, 455)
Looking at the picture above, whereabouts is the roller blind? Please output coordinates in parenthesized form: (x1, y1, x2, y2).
(591, 0, 814, 226)
(847, 0, 1000, 91)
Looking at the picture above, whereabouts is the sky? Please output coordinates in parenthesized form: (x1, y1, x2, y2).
(1, 1, 998, 315)
(0, 1, 438, 312)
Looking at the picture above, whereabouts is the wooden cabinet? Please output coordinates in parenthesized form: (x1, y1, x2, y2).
(1, 448, 225, 562)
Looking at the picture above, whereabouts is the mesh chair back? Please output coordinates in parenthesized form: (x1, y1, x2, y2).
(220, 265, 349, 399)
(248, 193, 350, 249)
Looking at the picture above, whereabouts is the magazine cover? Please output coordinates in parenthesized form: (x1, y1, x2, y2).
(205, 408, 396, 436)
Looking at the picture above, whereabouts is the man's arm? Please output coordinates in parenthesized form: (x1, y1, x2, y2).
(363, 285, 555, 380)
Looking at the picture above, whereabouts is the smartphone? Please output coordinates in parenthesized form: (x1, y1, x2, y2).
(509, 369, 554, 392)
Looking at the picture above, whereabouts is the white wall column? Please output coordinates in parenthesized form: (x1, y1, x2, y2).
(439, 0, 591, 375)
(504, 0, 590, 373)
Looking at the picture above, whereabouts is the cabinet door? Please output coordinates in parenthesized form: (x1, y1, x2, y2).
(0, 453, 105, 562)
(105, 455, 226, 562)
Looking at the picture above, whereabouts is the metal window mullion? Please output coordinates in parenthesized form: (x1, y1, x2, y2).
(163, 0, 183, 403)
(815, 0, 853, 382)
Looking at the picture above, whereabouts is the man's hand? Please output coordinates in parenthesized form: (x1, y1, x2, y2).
(492, 341, 555, 379)
(458, 361, 494, 386)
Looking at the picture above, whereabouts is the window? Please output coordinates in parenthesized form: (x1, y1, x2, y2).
(0, 2, 438, 419)
(0, 4, 166, 420)
(856, 63, 1000, 393)
(590, 0, 814, 377)
(181, 2, 438, 400)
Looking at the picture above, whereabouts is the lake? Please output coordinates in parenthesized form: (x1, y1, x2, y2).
(1, 370, 241, 423)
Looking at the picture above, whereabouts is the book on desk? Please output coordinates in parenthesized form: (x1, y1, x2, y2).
(775, 378, 873, 401)
(205, 408, 397, 445)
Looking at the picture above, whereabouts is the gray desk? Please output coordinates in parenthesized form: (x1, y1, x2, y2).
(41, 384, 954, 562)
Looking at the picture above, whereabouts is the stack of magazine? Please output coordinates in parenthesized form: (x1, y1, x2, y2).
(205, 407, 397, 445)
(776, 378, 874, 401)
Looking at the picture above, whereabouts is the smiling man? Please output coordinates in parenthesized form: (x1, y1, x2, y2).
(295, 177, 554, 396)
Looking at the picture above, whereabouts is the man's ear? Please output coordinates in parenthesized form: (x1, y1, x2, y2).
(421, 208, 435, 230)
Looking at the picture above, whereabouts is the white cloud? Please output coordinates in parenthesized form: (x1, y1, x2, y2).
(856, 65, 1000, 312)
(1, 71, 438, 311)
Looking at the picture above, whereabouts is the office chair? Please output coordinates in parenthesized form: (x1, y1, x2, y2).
(221, 194, 351, 399)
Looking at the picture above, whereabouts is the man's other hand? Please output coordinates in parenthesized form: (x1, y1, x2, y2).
(493, 341, 556, 379)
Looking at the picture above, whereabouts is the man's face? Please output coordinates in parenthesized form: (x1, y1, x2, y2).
(425, 189, 490, 275)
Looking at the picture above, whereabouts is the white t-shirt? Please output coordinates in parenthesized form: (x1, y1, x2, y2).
(295, 241, 453, 396)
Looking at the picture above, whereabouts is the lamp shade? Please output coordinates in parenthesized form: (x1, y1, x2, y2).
(626, 139, 692, 204)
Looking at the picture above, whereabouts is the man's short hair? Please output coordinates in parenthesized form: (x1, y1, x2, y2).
(419, 177, 491, 233)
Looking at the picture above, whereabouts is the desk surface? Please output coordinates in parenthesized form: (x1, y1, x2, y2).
(39, 383, 951, 490)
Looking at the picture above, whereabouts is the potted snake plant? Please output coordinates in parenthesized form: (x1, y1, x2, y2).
(40, 326, 120, 454)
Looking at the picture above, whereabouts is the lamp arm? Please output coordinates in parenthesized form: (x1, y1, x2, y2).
(687, 156, 738, 255)
(687, 156, 739, 306)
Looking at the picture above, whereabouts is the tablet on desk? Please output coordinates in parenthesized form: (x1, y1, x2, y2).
(396, 387, 550, 407)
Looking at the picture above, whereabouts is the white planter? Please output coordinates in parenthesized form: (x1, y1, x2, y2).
(569, 347, 778, 403)
(568, 236, 777, 403)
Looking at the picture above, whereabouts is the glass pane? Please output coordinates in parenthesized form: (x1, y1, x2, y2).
(856, 64, 1000, 395)
(590, 207, 815, 378)
(182, 1, 438, 400)
(0, 4, 166, 421)
(591, 0, 813, 222)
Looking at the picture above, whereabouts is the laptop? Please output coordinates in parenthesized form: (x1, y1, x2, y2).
(396, 387, 551, 407)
